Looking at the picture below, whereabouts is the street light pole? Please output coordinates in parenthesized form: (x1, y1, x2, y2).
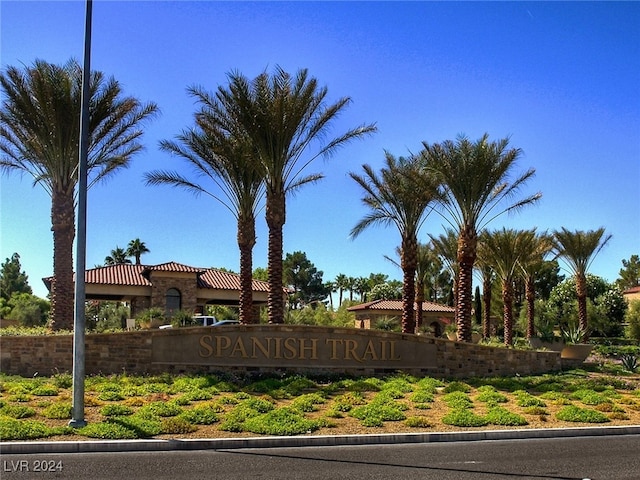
(69, 0, 92, 428)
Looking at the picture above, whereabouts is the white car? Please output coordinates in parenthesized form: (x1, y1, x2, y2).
(159, 316, 240, 329)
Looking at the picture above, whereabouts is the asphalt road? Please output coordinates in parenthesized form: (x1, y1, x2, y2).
(2, 435, 639, 480)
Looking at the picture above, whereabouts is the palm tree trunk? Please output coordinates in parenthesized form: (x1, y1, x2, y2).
(266, 190, 285, 323)
(525, 275, 535, 339)
(401, 236, 417, 334)
(482, 276, 492, 339)
(575, 272, 589, 339)
(415, 278, 425, 333)
(456, 226, 477, 342)
(237, 214, 256, 324)
(503, 280, 514, 346)
(50, 190, 75, 331)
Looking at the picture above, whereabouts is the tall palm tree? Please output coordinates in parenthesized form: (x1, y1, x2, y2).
(217, 67, 376, 323)
(552, 227, 612, 337)
(104, 247, 132, 266)
(351, 153, 441, 333)
(478, 228, 538, 345)
(334, 274, 348, 306)
(422, 134, 541, 342)
(0, 59, 157, 329)
(474, 260, 494, 339)
(126, 238, 149, 265)
(429, 228, 459, 309)
(519, 232, 552, 339)
(146, 85, 265, 324)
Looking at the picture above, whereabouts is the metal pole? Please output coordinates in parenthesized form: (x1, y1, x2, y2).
(69, 0, 92, 428)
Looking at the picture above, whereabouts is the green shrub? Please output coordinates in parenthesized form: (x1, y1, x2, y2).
(556, 406, 610, 423)
(514, 392, 546, 408)
(290, 393, 326, 412)
(31, 384, 59, 396)
(42, 402, 72, 419)
(180, 405, 220, 425)
(404, 416, 432, 428)
(106, 415, 163, 437)
(442, 381, 471, 394)
(79, 422, 138, 440)
(350, 401, 407, 426)
(331, 392, 366, 412)
(415, 377, 444, 393)
(138, 401, 182, 418)
(0, 403, 36, 419)
(98, 390, 125, 402)
(539, 391, 571, 405)
(475, 389, 508, 404)
(411, 390, 435, 403)
(570, 389, 613, 406)
(522, 406, 549, 415)
(0, 416, 69, 440)
(52, 372, 73, 389)
(443, 391, 473, 409)
(242, 407, 322, 436)
(100, 404, 134, 417)
(381, 377, 414, 394)
(486, 407, 528, 426)
(160, 417, 198, 434)
(442, 409, 488, 427)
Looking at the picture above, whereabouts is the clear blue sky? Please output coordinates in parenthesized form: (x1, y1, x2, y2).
(1, 1, 639, 299)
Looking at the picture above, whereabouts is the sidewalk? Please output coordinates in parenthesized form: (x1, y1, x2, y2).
(2, 425, 639, 454)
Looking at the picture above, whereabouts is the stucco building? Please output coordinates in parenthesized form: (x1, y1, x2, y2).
(44, 261, 269, 320)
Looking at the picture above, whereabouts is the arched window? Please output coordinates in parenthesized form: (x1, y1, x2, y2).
(165, 288, 181, 316)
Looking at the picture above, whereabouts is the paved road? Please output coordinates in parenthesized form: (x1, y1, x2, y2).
(2, 435, 639, 480)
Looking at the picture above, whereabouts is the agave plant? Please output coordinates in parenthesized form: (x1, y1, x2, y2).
(620, 354, 638, 373)
(561, 324, 589, 344)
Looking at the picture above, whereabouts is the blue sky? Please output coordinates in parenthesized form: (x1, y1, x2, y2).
(1, 1, 639, 299)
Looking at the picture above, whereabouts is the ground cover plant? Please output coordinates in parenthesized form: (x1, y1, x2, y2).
(0, 368, 639, 441)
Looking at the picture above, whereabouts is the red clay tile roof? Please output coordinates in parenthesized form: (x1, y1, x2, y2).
(87, 264, 150, 286)
(624, 286, 640, 294)
(347, 299, 455, 313)
(44, 262, 269, 292)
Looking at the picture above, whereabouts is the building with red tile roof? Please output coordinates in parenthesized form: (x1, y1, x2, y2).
(623, 285, 640, 303)
(347, 299, 455, 336)
(44, 261, 269, 320)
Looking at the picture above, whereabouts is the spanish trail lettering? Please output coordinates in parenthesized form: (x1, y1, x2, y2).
(198, 334, 401, 362)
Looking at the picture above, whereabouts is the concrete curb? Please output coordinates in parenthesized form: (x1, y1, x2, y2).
(2, 425, 639, 454)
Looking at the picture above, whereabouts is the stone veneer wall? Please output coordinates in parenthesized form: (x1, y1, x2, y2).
(0, 326, 568, 379)
(148, 273, 198, 314)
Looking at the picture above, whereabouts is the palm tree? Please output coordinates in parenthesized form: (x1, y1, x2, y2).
(217, 67, 376, 323)
(351, 153, 441, 333)
(519, 232, 552, 339)
(422, 134, 541, 342)
(126, 238, 149, 265)
(552, 227, 612, 337)
(334, 274, 348, 306)
(146, 85, 265, 324)
(474, 261, 494, 339)
(104, 247, 132, 266)
(0, 59, 157, 329)
(353, 276, 370, 302)
(429, 228, 459, 309)
(478, 228, 538, 345)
